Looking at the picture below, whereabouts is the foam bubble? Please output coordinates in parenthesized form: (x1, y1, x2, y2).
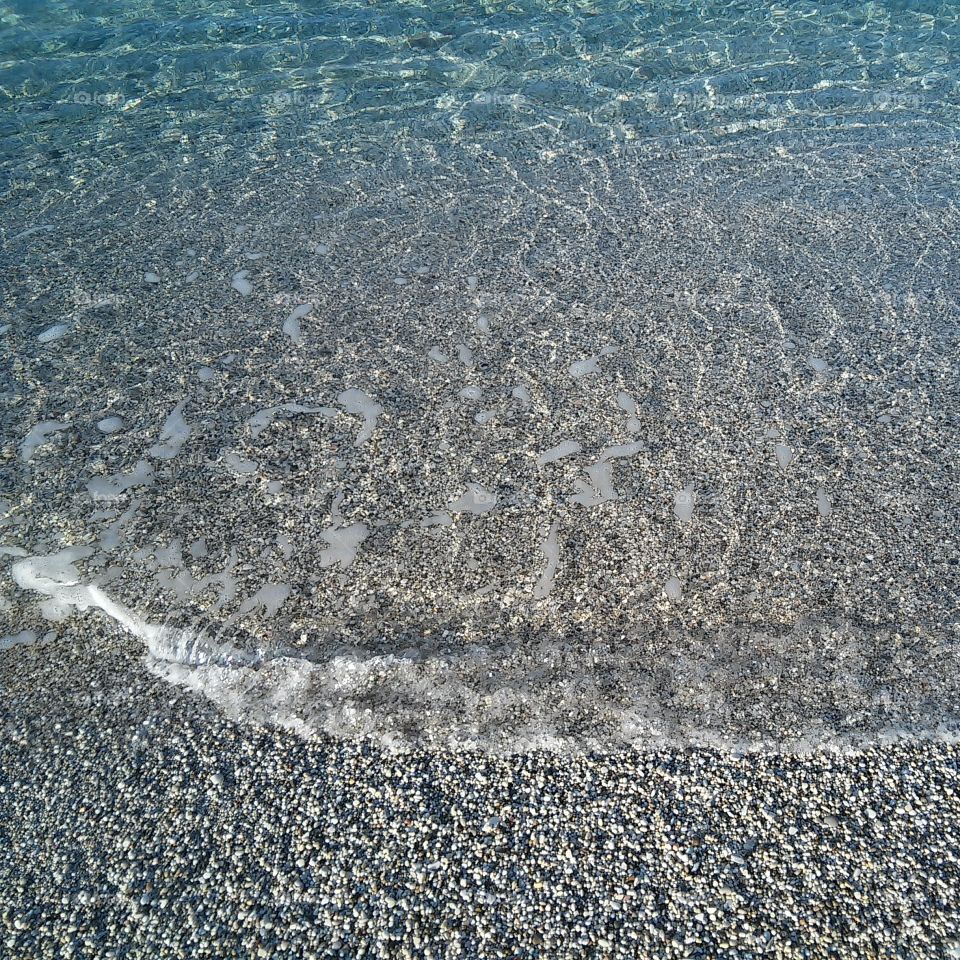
(238, 583, 291, 619)
(87, 460, 154, 500)
(11, 547, 96, 621)
(97, 416, 124, 434)
(569, 356, 599, 379)
(98, 501, 138, 551)
(532, 523, 561, 600)
(568, 443, 643, 506)
(247, 403, 335, 438)
(599, 441, 644, 461)
(337, 389, 382, 446)
(674, 485, 696, 523)
(20, 421, 68, 461)
(319, 522, 369, 569)
(420, 512, 453, 528)
(0, 629, 38, 652)
(569, 461, 616, 506)
(37, 323, 69, 344)
(223, 451, 259, 475)
(775, 442, 794, 469)
(231, 270, 253, 295)
(148, 402, 192, 460)
(449, 483, 497, 514)
(283, 303, 312, 343)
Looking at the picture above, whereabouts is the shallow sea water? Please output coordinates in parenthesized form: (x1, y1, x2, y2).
(1, 0, 958, 750)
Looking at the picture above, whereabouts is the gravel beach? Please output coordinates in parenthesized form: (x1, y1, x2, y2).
(3, 2, 960, 957)
(3, 624, 960, 960)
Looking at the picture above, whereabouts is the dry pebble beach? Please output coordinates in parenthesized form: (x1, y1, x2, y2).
(3, 1, 960, 957)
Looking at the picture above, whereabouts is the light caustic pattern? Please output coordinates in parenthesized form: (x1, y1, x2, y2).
(1, 0, 958, 750)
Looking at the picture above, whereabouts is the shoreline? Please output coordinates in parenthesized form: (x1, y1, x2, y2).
(3, 625, 960, 959)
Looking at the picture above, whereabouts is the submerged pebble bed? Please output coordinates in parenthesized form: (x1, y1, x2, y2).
(3, 141, 958, 749)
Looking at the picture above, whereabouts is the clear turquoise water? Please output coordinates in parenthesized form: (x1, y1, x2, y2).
(2, 1, 959, 205)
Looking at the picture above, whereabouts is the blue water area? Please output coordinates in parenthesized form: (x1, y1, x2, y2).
(1, 1, 958, 200)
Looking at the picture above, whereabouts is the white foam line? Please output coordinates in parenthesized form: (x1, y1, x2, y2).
(11, 550, 960, 755)
(11, 548, 250, 666)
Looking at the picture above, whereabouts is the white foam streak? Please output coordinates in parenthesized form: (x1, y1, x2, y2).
(246, 404, 334, 438)
(12, 549, 250, 666)
(21, 421, 68, 461)
(283, 303, 312, 343)
(148, 402, 192, 460)
(536, 440, 581, 466)
(337, 389, 383, 446)
(533, 523, 561, 600)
